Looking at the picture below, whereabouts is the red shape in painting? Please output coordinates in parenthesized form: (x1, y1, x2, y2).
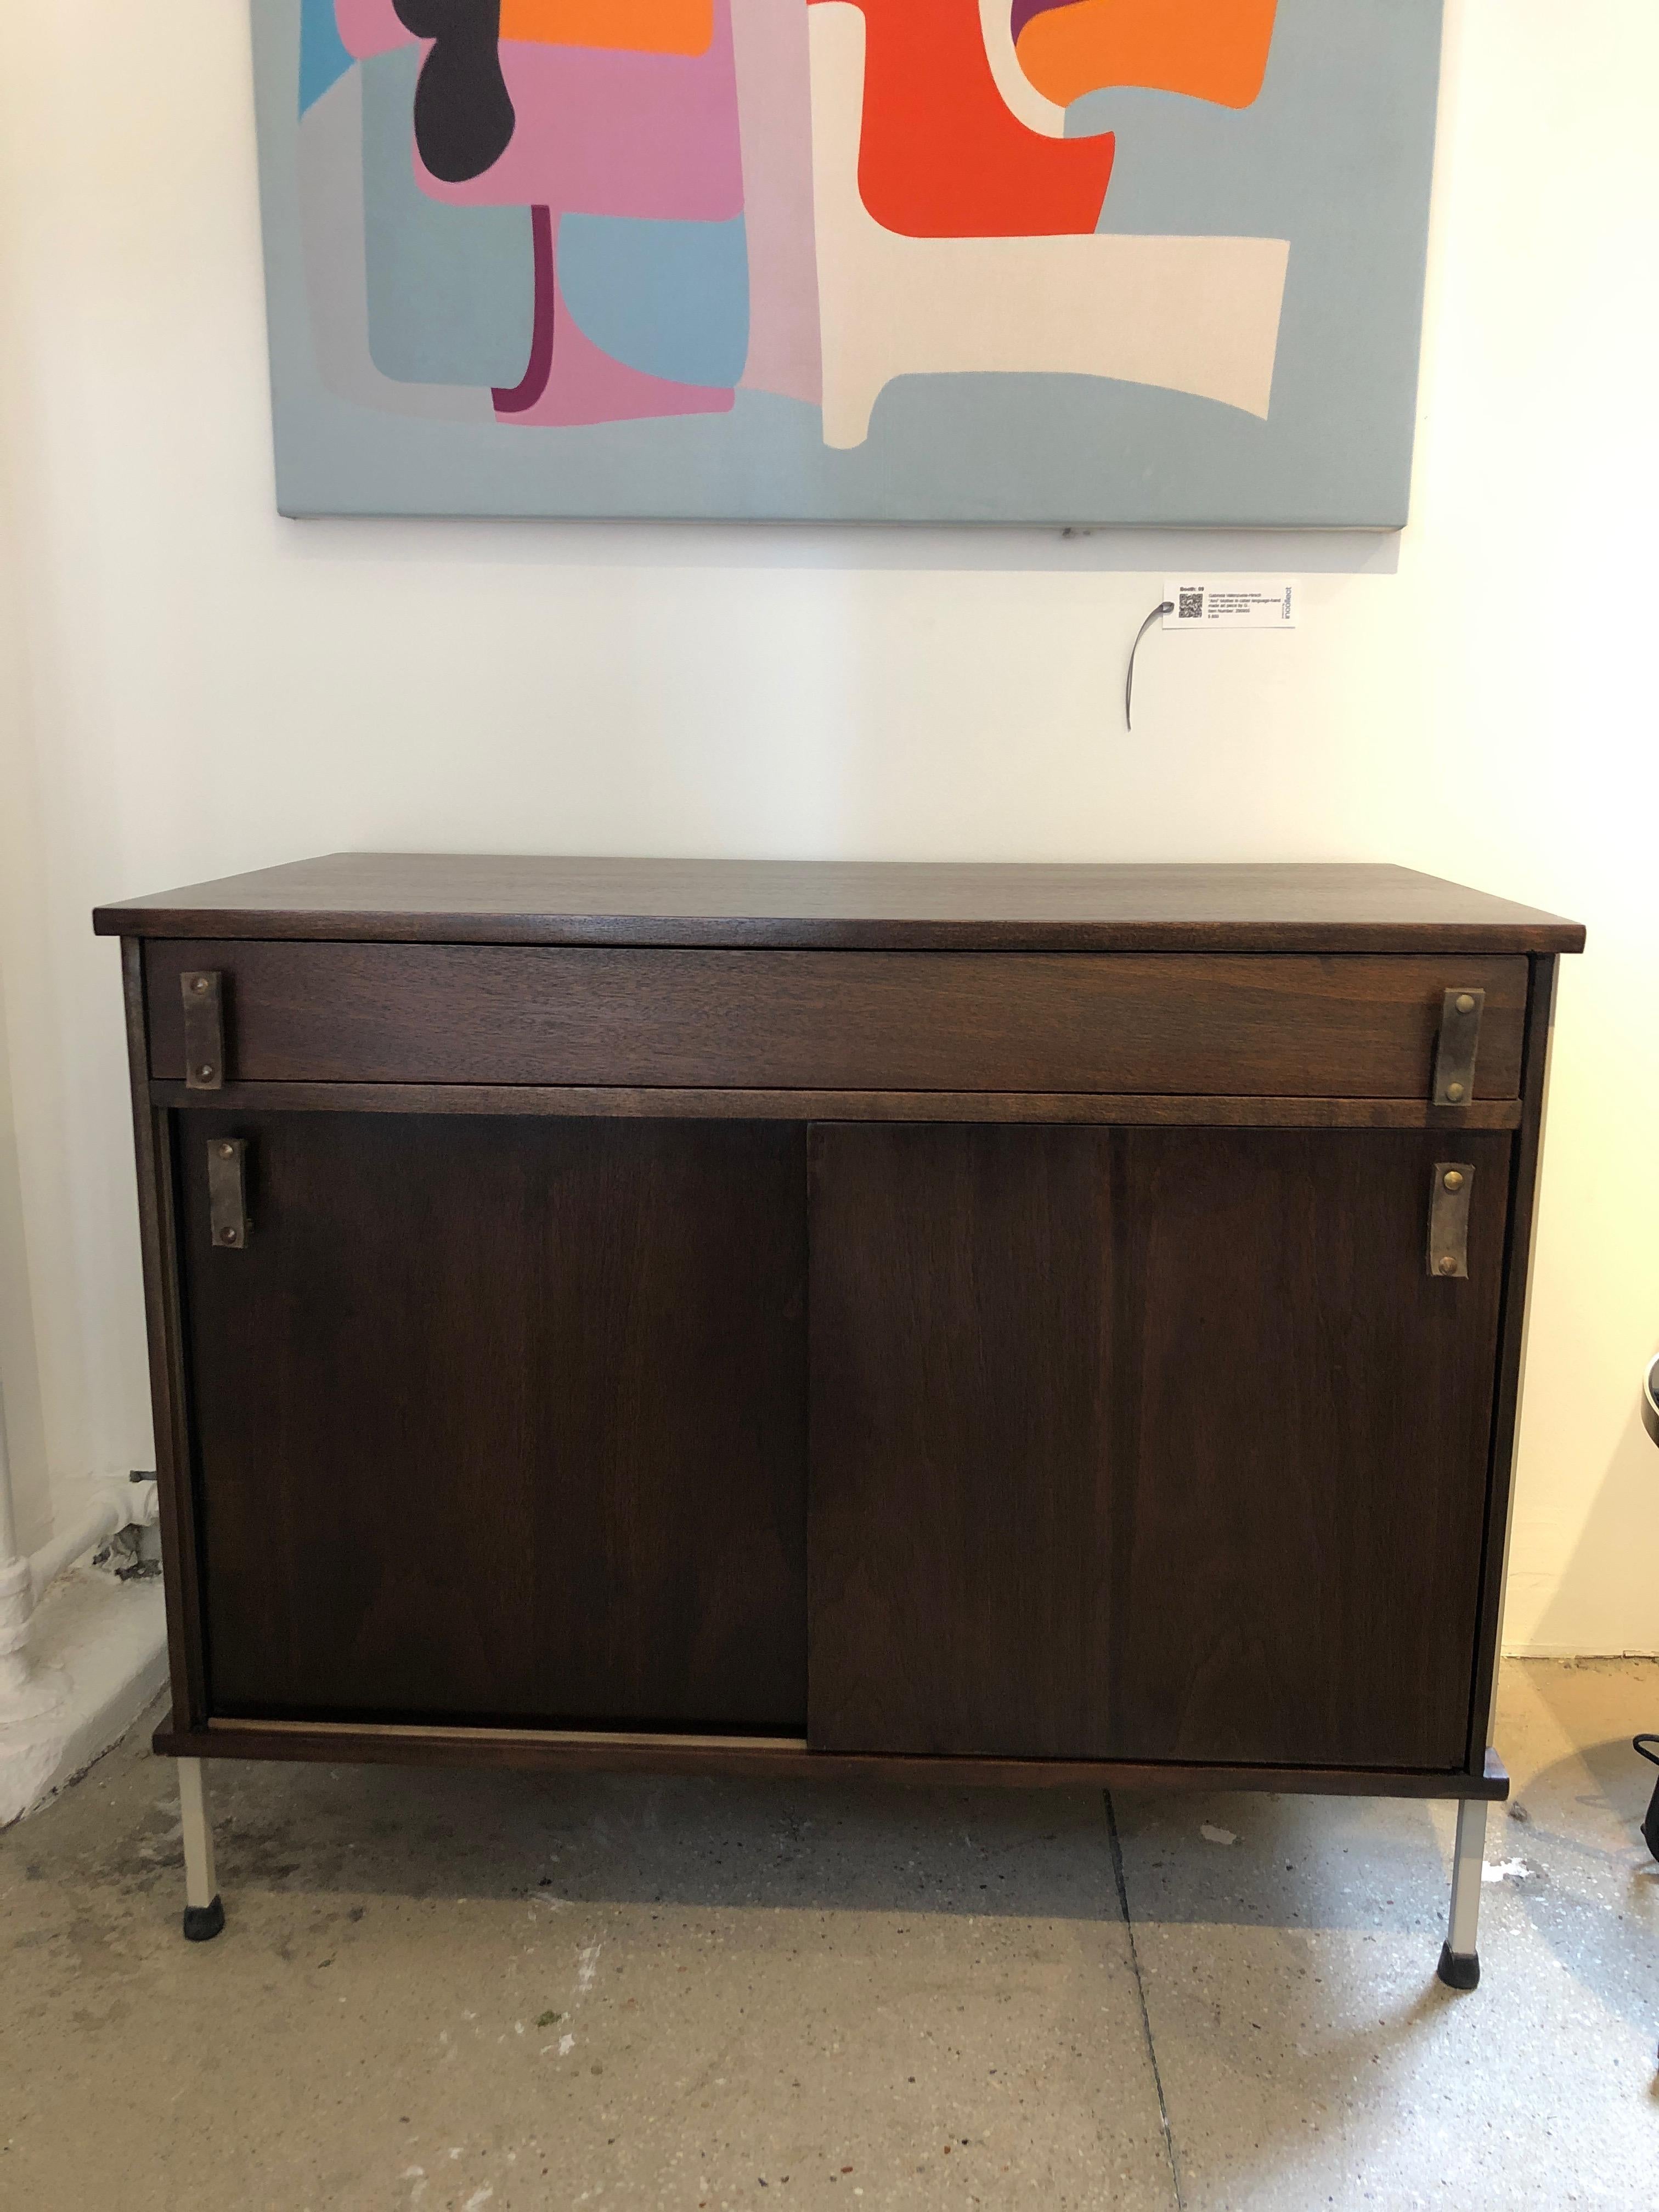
(810, 0, 1114, 237)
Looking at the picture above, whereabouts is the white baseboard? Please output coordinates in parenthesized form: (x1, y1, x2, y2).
(1502, 1644, 1659, 1661)
(0, 1566, 167, 1826)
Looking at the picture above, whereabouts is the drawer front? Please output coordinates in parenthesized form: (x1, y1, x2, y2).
(144, 942, 1528, 1097)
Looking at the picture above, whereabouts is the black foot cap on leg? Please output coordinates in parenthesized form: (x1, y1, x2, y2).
(1437, 1941, 1479, 1991)
(183, 1895, 225, 1943)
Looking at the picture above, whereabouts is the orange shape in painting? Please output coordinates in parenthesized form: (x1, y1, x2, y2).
(1017, 0, 1279, 112)
(499, 0, 715, 55)
(812, 0, 1114, 238)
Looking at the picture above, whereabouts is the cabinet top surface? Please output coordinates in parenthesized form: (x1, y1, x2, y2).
(93, 854, 1584, 953)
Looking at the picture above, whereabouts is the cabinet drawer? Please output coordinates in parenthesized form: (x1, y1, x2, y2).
(144, 942, 1528, 1097)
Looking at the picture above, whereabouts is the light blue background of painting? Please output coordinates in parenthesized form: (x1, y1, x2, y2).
(255, 0, 1444, 526)
(558, 215, 751, 391)
(360, 47, 534, 388)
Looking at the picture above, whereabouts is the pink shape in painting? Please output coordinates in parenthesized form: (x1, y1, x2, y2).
(333, 0, 410, 61)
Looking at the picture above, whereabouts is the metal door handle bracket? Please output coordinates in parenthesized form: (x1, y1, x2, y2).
(1428, 1162, 1472, 1279)
(182, 971, 226, 1092)
(1431, 987, 1484, 1108)
(207, 1139, 249, 1250)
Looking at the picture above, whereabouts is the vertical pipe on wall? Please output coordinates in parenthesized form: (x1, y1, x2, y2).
(0, 1367, 36, 1704)
(0, 1368, 17, 1563)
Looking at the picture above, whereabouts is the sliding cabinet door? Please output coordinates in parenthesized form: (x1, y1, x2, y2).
(178, 1113, 808, 1731)
(808, 1124, 1509, 1770)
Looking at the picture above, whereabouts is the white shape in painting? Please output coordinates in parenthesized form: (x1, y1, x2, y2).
(978, 0, 1069, 139)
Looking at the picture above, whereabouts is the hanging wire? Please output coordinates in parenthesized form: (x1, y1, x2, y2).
(1124, 601, 1173, 731)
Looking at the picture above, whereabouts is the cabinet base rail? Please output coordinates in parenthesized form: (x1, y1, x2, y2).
(159, 1714, 1509, 1798)
(162, 1714, 1503, 1979)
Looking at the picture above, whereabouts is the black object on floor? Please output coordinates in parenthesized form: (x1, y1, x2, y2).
(1635, 1736, 1659, 1863)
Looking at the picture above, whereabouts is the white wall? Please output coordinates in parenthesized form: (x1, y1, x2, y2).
(1, 2, 1655, 1647)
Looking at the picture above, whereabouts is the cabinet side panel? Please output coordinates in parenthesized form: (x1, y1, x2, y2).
(1466, 956, 1559, 1758)
(121, 941, 207, 1727)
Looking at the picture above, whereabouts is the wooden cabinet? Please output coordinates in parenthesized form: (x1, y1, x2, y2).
(95, 856, 1582, 1961)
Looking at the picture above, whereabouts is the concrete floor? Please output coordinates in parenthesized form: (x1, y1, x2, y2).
(3, 1662, 1656, 2211)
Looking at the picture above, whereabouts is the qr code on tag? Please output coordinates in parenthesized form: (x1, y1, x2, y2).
(1177, 588, 1205, 621)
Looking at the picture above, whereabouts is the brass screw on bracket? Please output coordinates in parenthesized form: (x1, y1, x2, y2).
(1443, 1169, 1465, 1192)
(1455, 993, 1476, 1014)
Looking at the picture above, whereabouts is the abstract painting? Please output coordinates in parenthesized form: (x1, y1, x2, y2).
(253, 0, 1444, 523)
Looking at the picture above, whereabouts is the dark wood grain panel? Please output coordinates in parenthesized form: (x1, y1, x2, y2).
(177, 1114, 808, 1730)
(95, 854, 1585, 953)
(1105, 1127, 1511, 1770)
(150, 1080, 1525, 1130)
(156, 1715, 1509, 1800)
(809, 1124, 1116, 1758)
(809, 1125, 1509, 1770)
(145, 942, 1528, 1098)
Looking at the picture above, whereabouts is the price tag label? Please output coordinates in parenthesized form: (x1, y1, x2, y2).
(1164, 579, 1297, 629)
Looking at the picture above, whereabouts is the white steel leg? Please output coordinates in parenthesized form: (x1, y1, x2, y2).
(1437, 1796, 1486, 1989)
(178, 1757, 225, 1941)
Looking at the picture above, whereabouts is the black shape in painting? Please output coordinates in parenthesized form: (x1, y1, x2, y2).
(393, 0, 517, 184)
